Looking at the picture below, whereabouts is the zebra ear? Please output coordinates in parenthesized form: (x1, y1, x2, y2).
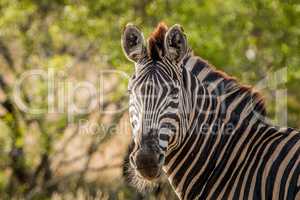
(164, 24, 187, 63)
(121, 24, 146, 62)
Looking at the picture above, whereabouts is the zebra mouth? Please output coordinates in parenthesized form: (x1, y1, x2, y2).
(136, 166, 162, 180)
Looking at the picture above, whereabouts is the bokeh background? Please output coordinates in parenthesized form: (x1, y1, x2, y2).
(0, 0, 299, 199)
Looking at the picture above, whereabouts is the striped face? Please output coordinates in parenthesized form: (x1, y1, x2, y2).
(121, 23, 187, 182)
(128, 60, 181, 179)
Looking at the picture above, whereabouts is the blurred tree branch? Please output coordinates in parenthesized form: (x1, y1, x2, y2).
(0, 38, 14, 71)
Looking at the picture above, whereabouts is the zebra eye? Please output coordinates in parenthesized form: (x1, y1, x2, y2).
(169, 93, 178, 98)
(169, 88, 179, 97)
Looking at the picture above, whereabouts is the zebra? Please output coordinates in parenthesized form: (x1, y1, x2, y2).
(121, 22, 300, 200)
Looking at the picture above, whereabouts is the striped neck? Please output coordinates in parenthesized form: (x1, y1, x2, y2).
(163, 55, 270, 199)
(184, 55, 266, 115)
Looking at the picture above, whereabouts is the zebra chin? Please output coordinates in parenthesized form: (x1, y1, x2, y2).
(136, 166, 162, 181)
(127, 156, 163, 192)
(128, 166, 161, 192)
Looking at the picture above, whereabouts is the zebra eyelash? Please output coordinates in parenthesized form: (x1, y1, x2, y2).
(169, 88, 180, 98)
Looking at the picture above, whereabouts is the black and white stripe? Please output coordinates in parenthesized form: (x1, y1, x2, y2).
(161, 55, 300, 200)
(122, 23, 300, 200)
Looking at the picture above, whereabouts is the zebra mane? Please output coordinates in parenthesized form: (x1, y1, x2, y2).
(147, 22, 266, 116)
(147, 22, 168, 61)
(184, 55, 267, 116)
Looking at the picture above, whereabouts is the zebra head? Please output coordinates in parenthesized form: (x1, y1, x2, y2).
(121, 23, 188, 184)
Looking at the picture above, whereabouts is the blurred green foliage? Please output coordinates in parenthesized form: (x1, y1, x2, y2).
(0, 0, 299, 199)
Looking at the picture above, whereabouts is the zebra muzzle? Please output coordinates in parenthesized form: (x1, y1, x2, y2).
(134, 150, 162, 180)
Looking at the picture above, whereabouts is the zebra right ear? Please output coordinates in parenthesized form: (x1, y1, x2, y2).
(164, 24, 187, 63)
(121, 24, 146, 62)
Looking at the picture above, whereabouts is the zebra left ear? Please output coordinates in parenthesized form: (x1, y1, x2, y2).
(164, 24, 187, 63)
(121, 24, 146, 62)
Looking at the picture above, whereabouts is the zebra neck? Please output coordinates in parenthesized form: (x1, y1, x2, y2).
(163, 102, 273, 199)
(163, 117, 288, 199)
(162, 55, 270, 199)
(182, 55, 266, 116)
